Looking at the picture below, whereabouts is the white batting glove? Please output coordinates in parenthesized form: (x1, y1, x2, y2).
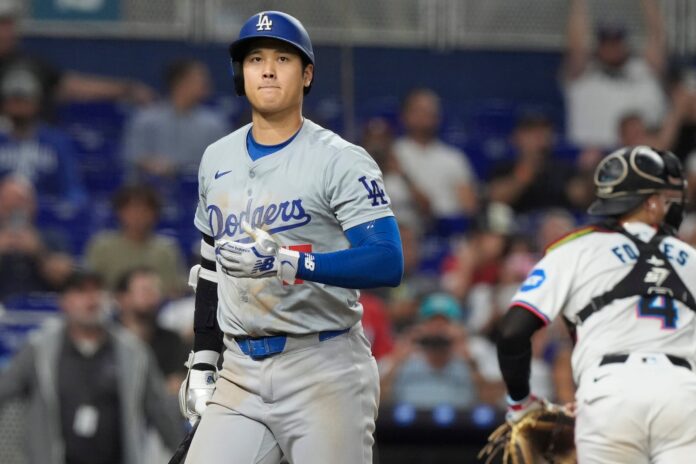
(505, 394, 546, 424)
(178, 351, 218, 424)
(215, 222, 300, 283)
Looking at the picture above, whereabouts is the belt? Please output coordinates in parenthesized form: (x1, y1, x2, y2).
(600, 353, 692, 371)
(235, 328, 350, 360)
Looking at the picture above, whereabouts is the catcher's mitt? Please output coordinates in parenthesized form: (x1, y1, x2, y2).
(478, 402, 576, 464)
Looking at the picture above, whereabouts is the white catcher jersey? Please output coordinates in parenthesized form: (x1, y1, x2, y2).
(194, 119, 393, 337)
(510, 222, 696, 383)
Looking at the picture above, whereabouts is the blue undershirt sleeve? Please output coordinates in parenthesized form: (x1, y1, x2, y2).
(295, 216, 403, 288)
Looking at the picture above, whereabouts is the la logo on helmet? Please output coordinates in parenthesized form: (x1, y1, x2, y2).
(257, 13, 273, 31)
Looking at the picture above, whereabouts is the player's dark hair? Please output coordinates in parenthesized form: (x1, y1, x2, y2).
(163, 58, 202, 93)
(111, 184, 162, 215)
(60, 269, 103, 294)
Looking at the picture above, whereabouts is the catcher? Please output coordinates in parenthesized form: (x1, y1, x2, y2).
(482, 146, 696, 463)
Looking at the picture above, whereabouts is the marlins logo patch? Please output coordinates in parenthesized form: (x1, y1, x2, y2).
(521, 269, 546, 292)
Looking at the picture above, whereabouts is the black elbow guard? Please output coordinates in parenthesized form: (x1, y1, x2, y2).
(192, 250, 223, 353)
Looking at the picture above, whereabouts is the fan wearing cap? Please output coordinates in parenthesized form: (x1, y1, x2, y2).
(495, 145, 696, 461)
(0, 269, 183, 464)
(178, 10, 402, 464)
(378, 293, 483, 409)
(0, 65, 86, 204)
(563, 0, 668, 148)
(488, 114, 580, 213)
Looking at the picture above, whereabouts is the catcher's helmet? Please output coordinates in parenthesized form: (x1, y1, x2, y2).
(229, 11, 314, 97)
(588, 145, 686, 229)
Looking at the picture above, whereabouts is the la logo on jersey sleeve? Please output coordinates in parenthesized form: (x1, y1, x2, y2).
(359, 176, 388, 207)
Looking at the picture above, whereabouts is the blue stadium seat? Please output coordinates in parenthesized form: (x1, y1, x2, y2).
(35, 199, 93, 255)
(57, 102, 130, 193)
(3, 292, 60, 312)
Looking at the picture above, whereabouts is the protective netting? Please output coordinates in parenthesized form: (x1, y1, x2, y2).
(14, 0, 696, 53)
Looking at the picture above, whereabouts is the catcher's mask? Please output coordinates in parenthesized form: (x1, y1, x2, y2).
(588, 145, 687, 232)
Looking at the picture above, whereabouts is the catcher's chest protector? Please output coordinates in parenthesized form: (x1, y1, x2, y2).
(576, 229, 695, 325)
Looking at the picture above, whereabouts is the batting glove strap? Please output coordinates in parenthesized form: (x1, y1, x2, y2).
(277, 248, 300, 284)
(186, 350, 219, 369)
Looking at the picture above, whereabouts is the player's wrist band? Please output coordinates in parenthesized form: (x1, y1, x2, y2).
(191, 350, 219, 367)
(277, 248, 301, 283)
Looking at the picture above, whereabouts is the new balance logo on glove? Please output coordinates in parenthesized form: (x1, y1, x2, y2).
(252, 257, 277, 274)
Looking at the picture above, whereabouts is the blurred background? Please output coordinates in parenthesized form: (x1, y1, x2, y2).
(1, 0, 696, 463)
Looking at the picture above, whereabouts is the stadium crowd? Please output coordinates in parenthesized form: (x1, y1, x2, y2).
(1, 0, 696, 462)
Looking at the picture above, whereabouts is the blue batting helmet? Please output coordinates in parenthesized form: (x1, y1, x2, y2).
(229, 11, 315, 96)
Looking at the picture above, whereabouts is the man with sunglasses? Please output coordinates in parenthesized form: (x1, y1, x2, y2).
(495, 145, 696, 462)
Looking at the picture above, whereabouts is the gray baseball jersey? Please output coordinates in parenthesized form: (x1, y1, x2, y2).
(194, 119, 393, 337)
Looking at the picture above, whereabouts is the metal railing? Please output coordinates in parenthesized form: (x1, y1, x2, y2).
(16, 0, 696, 55)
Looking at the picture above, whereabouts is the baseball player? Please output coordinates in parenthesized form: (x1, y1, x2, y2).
(178, 11, 403, 464)
(496, 145, 696, 463)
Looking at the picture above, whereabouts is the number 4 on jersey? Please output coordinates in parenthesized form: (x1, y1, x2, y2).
(637, 295, 678, 329)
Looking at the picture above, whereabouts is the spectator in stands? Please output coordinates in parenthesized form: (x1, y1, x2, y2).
(362, 117, 430, 236)
(0, 269, 183, 464)
(563, 0, 667, 148)
(158, 294, 195, 346)
(393, 88, 477, 235)
(122, 58, 228, 181)
(566, 147, 604, 211)
(679, 213, 696, 247)
(0, 176, 74, 300)
(0, 0, 152, 120)
(536, 209, 576, 252)
(115, 267, 188, 396)
(441, 202, 514, 301)
(85, 185, 186, 296)
(669, 68, 696, 161)
(687, 153, 696, 211)
(441, 203, 515, 334)
(618, 84, 692, 150)
(379, 293, 484, 409)
(488, 114, 578, 213)
(382, 224, 439, 333)
(0, 66, 86, 204)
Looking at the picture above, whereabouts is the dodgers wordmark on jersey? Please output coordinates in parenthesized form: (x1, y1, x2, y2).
(510, 222, 696, 383)
(194, 119, 393, 338)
